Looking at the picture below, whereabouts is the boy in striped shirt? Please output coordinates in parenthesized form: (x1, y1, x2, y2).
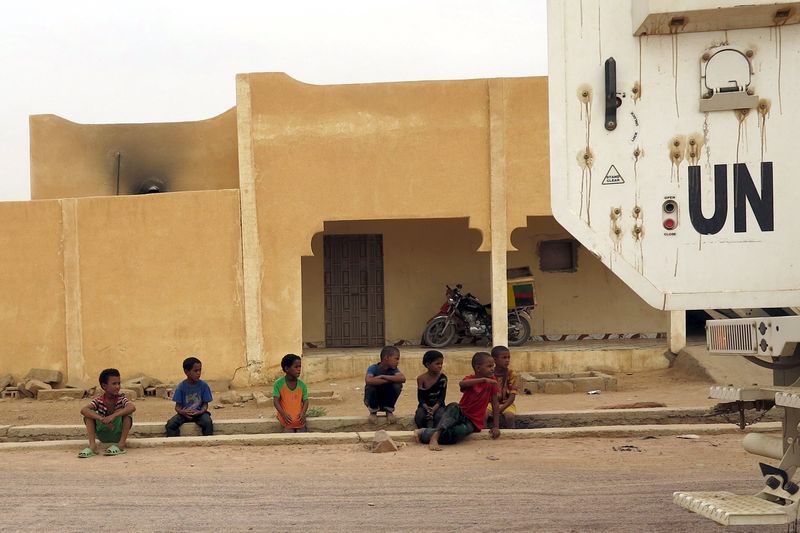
(273, 354, 309, 432)
(78, 368, 136, 457)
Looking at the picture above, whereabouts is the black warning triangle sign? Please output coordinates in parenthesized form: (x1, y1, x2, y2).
(602, 165, 624, 185)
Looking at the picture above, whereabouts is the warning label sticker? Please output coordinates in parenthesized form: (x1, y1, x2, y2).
(602, 165, 624, 185)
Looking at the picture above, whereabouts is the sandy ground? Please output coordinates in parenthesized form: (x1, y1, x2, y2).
(0, 366, 717, 426)
(0, 434, 784, 532)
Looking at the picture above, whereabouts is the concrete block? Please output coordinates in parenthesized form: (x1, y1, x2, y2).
(24, 369, 62, 385)
(572, 376, 605, 393)
(121, 383, 145, 398)
(36, 388, 86, 401)
(16, 381, 33, 398)
(543, 380, 575, 394)
(125, 375, 159, 389)
(143, 385, 169, 398)
(600, 374, 618, 391)
(0, 374, 13, 391)
(519, 372, 539, 394)
(240, 391, 254, 402)
(1, 388, 19, 399)
(119, 388, 138, 400)
(205, 380, 231, 393)
(307, 390, 343, 405)
(64, 379, 92, 391)
(371, 429, 399, 453)
(218, 391, 243, 404)
(253, 391, 271, 407)
(24, 380, 52, 397)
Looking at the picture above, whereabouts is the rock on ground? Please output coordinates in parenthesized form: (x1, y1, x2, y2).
(24, 369, 62, 385)
(371, 429, 399, 453)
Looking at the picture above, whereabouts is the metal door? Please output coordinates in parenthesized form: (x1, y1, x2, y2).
(324, 234, 385, 347)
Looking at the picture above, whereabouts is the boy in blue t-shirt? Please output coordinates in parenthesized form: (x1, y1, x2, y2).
(165, 356, 214, 437)
(364, 346, 406, 424)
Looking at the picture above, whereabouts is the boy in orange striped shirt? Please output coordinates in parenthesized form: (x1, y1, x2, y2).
(273, 354, 309, 432)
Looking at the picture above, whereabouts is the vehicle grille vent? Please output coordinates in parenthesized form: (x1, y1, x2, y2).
(707, 322, 756, 354)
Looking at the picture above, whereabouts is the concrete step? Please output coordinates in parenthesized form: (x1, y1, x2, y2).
(0, 422, 783, 452)
(303, 340, 670, 383)
(0, 407, 782, 442)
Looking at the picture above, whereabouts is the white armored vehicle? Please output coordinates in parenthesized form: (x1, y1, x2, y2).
(548, 0, 800, 527)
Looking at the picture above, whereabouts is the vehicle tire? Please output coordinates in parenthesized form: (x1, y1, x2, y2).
(507, 314, 531, 347)
(423, 316, 456, 348)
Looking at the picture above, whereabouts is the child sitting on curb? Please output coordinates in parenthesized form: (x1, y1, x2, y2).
(273, 354, 309, 433)
(78, 368, 136, 457)
(364, 346, 406, 424)
(165, 356, 213, 437)
(414, 350, 447, 429)
(486, 345, 519, 429)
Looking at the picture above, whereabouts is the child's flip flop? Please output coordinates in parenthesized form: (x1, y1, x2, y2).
(78, 447, 95, 458)
(104, 445, 126, 456)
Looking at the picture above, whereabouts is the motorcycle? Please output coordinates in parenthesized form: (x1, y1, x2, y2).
(422, 284, 533, 348)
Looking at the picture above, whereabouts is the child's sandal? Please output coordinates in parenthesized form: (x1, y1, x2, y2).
(77, 447, 95, 458)
(104, 445, 126, 456)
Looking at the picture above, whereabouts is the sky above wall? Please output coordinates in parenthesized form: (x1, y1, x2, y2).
(0, 0, 548, 201)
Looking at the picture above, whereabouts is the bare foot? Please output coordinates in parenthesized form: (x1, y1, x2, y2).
(413, 429, 423, 443)
(428, 440, 442, 452)
(386, 412, 396, 424)
(368, 413, 378, 424)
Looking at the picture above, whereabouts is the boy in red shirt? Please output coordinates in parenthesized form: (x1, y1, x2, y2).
(414, 351, 501, 451)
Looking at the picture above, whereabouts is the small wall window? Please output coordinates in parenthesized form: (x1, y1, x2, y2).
(538, 239, 578, 272)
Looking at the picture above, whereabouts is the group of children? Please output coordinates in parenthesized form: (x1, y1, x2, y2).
(365, 344, 518, 451)
(77, 345, 518, 456)
(78, 353, 311, 457)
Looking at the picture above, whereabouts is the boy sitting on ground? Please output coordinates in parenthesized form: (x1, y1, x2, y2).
(415, 350, 447, 429)
(364, 345, 406, 424)
(273, 353, 309, 433)
(78, 368, 136, 457)
(414, 351, 501, 451)
(486, 345, 519, 429)
(166, 356, 214, 437)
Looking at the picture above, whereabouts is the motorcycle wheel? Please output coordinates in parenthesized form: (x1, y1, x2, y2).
(423, 316, 456, 348)
(507, 314, 531, 347)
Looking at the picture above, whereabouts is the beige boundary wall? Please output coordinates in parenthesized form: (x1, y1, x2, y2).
(0, 200, 68, 378)
(29, 109, 239, 199)
(0, 190, 247, 385)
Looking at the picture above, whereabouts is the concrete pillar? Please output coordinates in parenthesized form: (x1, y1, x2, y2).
(669, 310, 686, 354)
(236, 74, 266, 380)
(489, 79, 508, 347)
(61, 198, 87, 382)
(261, 249, 304, 370)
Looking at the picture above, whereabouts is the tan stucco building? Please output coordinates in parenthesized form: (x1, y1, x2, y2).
(1, 73, 669, 384)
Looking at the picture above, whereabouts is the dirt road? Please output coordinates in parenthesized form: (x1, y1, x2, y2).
(0, 434, 784, 532)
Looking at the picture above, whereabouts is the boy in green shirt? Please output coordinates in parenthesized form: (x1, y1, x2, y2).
(273, 354, 309, 432)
